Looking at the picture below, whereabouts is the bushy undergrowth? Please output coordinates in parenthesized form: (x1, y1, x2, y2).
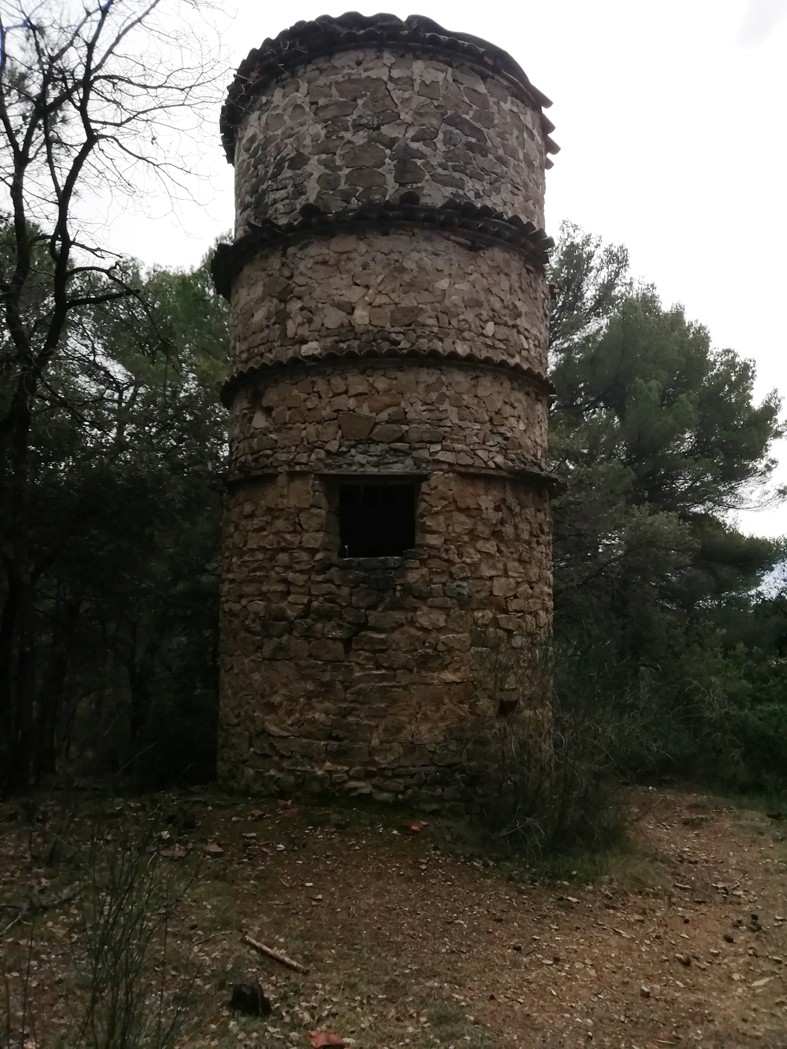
(632, 637, 787, 796)
(471, 638, 657, 858)
(470, 624, 787, 858)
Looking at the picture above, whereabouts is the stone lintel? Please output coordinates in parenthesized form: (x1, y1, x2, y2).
(224, 464, 558, 493)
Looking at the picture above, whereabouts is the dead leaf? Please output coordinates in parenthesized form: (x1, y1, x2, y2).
(250, 808, 265, 820)
(407, 820, 428, 833)
(161, 845, 187, 860)
(309, 1032, 344, 1048)
(278, 801, 302, 817)
(205, 842, 224, 856)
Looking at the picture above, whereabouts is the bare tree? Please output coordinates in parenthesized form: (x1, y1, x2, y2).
(0, 0, 220, 787)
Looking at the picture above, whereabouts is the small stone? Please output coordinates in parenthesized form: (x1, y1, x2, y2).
(675, 953, 691, 967)
(371, 423, 405, 443)
(315, 99, 355, 120)
(329, 235, 356, 253)
(160, 844, 187, 860)
(346, 167, 386, 188)
(339, 413, 374, 440)
(640, 985, 651, 998)
(342, 142, 386, 168)
(394, 158, 425, 185)
(724, 933, 735, 943)
(390, 305, 421, 326)
(752, 976, 772, 988)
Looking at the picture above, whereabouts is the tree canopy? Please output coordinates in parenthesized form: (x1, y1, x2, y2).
(1, 7, 784, 803)
(0, 240, 228, 786)
(548, 223, 786, 788)
(0, 0, 219, 787)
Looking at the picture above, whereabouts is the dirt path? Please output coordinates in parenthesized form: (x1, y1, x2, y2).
(2, 789, 785, 1048)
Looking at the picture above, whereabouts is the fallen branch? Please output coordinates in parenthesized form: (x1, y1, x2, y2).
(242, 933, 309, 974)
(1, 908, 27, 938)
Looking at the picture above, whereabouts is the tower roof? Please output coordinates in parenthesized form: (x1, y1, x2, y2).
(220, 12, 558, 163)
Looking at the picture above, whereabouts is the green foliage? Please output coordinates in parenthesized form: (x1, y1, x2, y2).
(548, 221, 633, 352)
(4, 201, 785, 804)
(552, 291, 782, 516)
(0, 244, 228, 787)
(0, 0, 219, 790)
(548, 223, 786, 794)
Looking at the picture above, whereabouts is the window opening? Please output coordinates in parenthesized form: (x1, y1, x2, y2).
(338, 482, 416, 557)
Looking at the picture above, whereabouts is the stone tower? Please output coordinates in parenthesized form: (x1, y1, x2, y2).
(213, 13, 557, 804)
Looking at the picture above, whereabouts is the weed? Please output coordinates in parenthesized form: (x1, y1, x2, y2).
(3, 800, 199, 1049)
(67, 807, 197, 1049)
(469, 634, 647, 859)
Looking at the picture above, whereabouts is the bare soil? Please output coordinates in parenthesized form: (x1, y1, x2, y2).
(2, 788, 785, 1049)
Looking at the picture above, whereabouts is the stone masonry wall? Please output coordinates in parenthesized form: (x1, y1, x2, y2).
(228, 363, 547, 477)
(216, 13, 555, 805)
(220, 470, 552, 803)
(233, 49, 548, 236)
(228, 229, 549, 378)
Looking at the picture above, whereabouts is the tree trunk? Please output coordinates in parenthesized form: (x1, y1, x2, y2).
(0, 393, 36, 789)
(34, 595, 82, 781)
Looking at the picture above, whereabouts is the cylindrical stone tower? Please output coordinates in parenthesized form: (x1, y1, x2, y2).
(213, 12, 558, 804)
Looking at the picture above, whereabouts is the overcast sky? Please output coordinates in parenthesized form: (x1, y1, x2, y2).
(111, 0, 787, 539)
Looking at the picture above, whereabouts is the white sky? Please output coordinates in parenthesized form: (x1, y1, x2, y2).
(110, 0, 787, 539)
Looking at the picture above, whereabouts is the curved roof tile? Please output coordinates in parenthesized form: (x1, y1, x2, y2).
(221, 12, 558, 162)
(211, 199, 554, 298)
(221, 348, 553, 407)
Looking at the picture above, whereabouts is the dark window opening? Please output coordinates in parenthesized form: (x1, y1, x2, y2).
(339, 482, 416, 557)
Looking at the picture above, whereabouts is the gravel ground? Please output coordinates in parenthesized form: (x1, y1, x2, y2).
(2, 788, 785, 1049)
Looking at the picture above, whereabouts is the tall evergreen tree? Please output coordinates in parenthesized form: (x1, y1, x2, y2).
(547, 224, 786, 787)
